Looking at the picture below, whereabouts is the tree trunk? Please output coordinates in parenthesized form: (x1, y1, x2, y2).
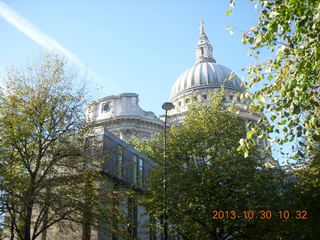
(23, 185, 35, 240)
(40, 186, 51, 240)
(82, 221, 91, 240)
(10, 217, 15, 240)
(23, 201, 33, 240)
(82, 181, 92, 240)
(82, 201, 92, 240)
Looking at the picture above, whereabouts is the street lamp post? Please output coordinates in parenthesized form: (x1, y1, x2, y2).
(161, 102, 174, 240)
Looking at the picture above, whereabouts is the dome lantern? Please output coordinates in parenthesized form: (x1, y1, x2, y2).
(195, 20, 216, 64)
(169, 21, 245, 103)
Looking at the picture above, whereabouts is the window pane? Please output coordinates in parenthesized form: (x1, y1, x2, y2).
(133, 155, 137, 184)
(138, 158, 144, 186)
(118, 147, 123, 177)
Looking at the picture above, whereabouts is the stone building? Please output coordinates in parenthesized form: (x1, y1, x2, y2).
(3, 22, 272, 240)
(87, 93, 164, 141)
(37, 22, 270, 240)
(86, 22, 270, 240)
(88, 21, 261, 142)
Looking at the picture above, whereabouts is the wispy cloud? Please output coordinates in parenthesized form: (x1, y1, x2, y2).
(0, 1, 102, 81)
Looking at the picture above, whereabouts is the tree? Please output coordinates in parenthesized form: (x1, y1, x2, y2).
(228, 1, 320, 238)
(0, 54, 127, 240)
(132, 92, 285, 240)
(229, 0, 320, 159)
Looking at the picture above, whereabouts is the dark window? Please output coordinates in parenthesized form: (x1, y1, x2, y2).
(128, 198, 138, 239)
(133, 155, 137, 184)
(117, 147, 124, 178)
(149, 215, 157, 240)
(103, 102, 111, 112)
(112, 185, 120, 240)
(202, 94, 207, 100)
(138, 158, 144, 186)
(185, 98, 190, 104)
(133, 155, 144, 187)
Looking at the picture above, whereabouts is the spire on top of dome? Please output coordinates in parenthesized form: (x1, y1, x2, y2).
(200, 19, 205, 34)
(195, 20, 216, 64)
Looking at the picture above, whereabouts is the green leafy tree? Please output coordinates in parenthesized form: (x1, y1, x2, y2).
(132, 92, 285, 239)
(228, 0, 320, 159)
(285, 136, 320, 239)
(227, 1, 320, 238)
(0, 54, 128, 240)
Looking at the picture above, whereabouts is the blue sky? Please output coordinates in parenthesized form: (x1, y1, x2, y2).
(0, 0, 258, 113)
(1, 1, 288, 163)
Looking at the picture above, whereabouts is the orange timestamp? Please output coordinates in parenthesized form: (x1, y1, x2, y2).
(212, 210, 307, 220)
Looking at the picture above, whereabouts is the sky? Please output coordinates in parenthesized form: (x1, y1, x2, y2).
(0, 0, 259, 113)
(1, 1, 287, 163)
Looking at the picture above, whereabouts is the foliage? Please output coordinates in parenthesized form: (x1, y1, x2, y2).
(0, 54, 128, 240)
(226, 1, 320, 237)
(289, 137, 320, 239)
(132, 92, 285, 239)
(227, 0, 320, 160)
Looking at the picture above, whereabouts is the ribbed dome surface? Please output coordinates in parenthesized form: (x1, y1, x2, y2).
(169, 62, 245, 101)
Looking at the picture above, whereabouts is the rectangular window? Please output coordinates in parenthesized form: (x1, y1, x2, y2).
(149, 214, 157, 240)
(128, 198, 138, 238)
(112, 185, 120, 240)
(133, 155, 138, 185)
(138, 158, 144, 186)
(117, 147, 124, 178)
(133, 156, 144, 187)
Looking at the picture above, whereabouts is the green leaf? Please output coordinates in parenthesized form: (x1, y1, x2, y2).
(247, 130, 253, 139)
(225, 9, 233, 16)
(226, 25, 234, 35)
(244, 150, 249, 158)
(292, 105, 300, 114)
(278, 120, 286, 125)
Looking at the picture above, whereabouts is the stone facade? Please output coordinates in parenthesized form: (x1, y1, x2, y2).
(88, 22, 261, 140)
(87, 93, 163, 141)
(29, 22, 272, 240)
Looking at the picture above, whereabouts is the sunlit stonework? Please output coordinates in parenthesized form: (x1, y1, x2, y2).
(89, 21, 261, 140)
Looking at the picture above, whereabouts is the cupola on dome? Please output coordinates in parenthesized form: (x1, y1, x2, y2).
(169, 20, 245, 102)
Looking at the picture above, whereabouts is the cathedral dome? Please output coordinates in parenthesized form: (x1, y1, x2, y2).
(169, 20, 245, 102)
(169, 61, 244, 101)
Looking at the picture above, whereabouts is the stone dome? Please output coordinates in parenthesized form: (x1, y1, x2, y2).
(169, 20, 245, 102)
(169, 61, 244, 101)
